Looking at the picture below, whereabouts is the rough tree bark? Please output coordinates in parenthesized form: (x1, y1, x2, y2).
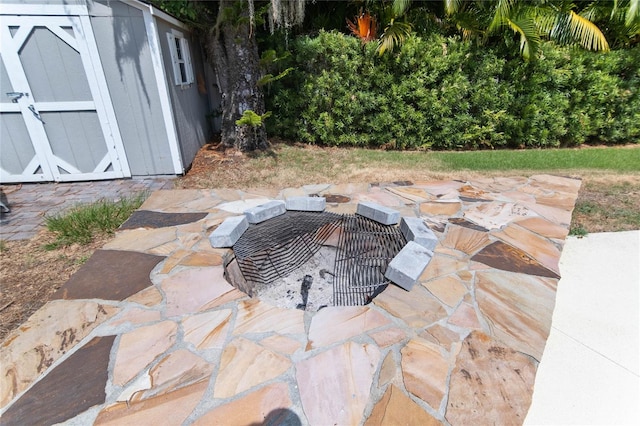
(208, 0, 268, 151)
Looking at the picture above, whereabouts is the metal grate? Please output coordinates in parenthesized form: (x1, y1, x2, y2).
(231, 211, 406, 306)
(233, 211, 342, 287)
(333, 215, 407, 306)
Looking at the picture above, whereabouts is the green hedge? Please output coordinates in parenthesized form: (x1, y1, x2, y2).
(266, 31, 640, 149)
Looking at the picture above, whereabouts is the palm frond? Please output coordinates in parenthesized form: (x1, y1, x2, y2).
(489, 0, 516, 32)
(377, 20, 412, 55)
(557, 10, 610, 51)
(506, 14, 540, 60)
(444, 0, 463, 16)
(628, 0, 640, 27)
(392, 0, 412, 17)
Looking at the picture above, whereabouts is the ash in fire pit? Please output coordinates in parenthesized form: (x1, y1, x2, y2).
(253, 246, 336, 311)
(223, 211, 406, 310)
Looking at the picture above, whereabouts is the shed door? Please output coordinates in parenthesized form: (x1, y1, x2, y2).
(0, 15, 130, 183)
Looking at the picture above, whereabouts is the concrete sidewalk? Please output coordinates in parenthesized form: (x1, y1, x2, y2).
(525, 230, 640, 425)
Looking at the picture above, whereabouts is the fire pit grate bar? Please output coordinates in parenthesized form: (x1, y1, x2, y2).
(233, 211, 343, 287)
(333, 215, 407, 306)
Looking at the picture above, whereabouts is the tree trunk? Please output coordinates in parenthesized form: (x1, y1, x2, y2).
(207, 0, 268, 151)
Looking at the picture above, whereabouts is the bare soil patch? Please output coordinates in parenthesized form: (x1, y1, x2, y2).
(0, 232, 109, 340)
(1, 142, 638, 342)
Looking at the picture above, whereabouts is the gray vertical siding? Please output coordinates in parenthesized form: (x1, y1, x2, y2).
(88, 0, 175, 176)
(157, 19, 211, 169)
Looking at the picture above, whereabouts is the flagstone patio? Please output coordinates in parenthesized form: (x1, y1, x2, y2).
(0, 175, 581, 425)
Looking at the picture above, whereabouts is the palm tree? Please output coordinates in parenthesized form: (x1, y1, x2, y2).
(394, 0, 637, 59)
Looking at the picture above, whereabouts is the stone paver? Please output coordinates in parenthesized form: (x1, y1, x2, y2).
(0, 175, 581, 425)
(0, 178, 174, 241)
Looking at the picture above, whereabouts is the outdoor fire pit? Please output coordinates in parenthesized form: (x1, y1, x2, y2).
(224, 211, 407, 311)
(212, 197, 437, 311)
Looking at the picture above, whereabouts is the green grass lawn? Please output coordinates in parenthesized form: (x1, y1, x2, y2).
(429, 147, 640, 172)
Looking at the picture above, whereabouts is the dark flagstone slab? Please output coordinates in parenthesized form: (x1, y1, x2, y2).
(1, 336, 115, 426)
(471, 241, 560, 279)
(324, 194, 351, 203)
(52, 250, 165, 301)
(119, 210, 207, 230)
(448, 218, 489, 232)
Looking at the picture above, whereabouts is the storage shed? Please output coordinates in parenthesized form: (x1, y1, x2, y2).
(0, 0, 217, 183)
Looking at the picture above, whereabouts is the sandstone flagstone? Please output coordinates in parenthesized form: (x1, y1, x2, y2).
(259, 335, 302, 355)
(420, 324, 461, 353)
(95, 380, 208, 425)
(442, 225, 490, 255)
(401, 338, 450, 410)
(194, 382, 295, 425)
(356, 187, 408, 206)
(519, 199, 574, 226)
(447, 302, 483, 331)
(493, 223, 562, 276)
(182, 309, 232, 349)
(214, 337, 291, 398)
(233, 299, 305, 335)
(307, 306, 390, 349)
(420, 201, 462, 216)
(134, 349, 214, 401)
(139, 190, 208, 212)
(417, 180, 464, 197)
(365, 385, 440, 426)
(1, 336, 115, 426)
(446, 331, 537, 425)
(112, 321, 178, 386)
(126, 285, 163, 307)
(103, 228, 177, 252)
(109, 308, 162, 327)
(161, 267, 236, 317)
(177, 251, 223, 267)
(420, 254, 468, 281)
(0, 300, 117, 407)
(423, 275, 468, 307)
(515, 216, 570, 239)
(530, 174, 582, 193)
(373, 285, 447, 329)
(296, 341, 380, 425)
(378, 351, 398, 387)
(369, 327, 407, 348)
(463, 202, 537, 230)
(476, 270, 556, 360)
(385, 186, 433, 203)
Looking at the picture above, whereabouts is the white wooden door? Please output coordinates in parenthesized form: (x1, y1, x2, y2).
(0, 15, 130, 183)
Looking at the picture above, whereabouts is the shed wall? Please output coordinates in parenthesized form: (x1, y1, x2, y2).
(88, 0, 175, 176)
(156, 19, 211, 169)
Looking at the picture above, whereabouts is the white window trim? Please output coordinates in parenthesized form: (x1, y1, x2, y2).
(167, 30, 194, 87)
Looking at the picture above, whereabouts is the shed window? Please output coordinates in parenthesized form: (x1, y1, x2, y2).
(167, 31, 193, 86)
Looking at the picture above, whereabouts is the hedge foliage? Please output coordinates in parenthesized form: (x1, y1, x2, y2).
(266, 31, 640, 149)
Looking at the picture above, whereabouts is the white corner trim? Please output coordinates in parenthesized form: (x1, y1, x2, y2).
(122, 0, 188, 30)
(142, 7, 185, 175)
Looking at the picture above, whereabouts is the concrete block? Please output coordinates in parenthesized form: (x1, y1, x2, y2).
(244, 200, 286, 224)
(384, 241, 434, 291)
(356, 201, 400, 225)
(209, 215, 249, 248)
(286, 196, 326, 212)
(400, 217, 438, 251)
